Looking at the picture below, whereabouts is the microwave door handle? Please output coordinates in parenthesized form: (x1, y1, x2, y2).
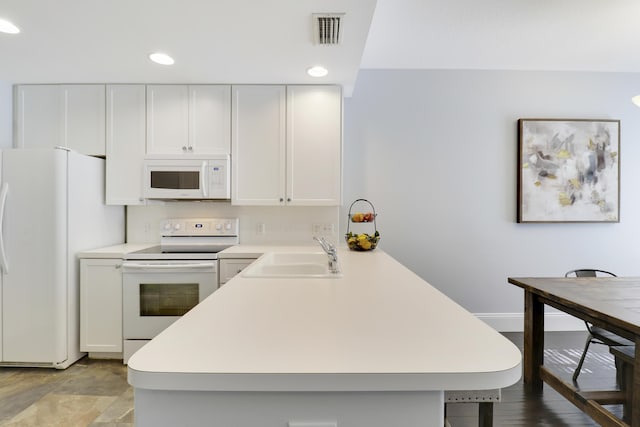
(0, 183, 8, 273)
(201, 161, 208, 198)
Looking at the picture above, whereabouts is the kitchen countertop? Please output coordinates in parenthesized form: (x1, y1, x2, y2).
(77, 243, 157, 259)
(128, 247, 521, 393)
(217, 244, 319, 259)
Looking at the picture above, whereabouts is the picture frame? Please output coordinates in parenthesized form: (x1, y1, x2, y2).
(517, 118, 620, 223)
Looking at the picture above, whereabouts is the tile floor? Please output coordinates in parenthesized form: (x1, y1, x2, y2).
(0, 358, 131, 426)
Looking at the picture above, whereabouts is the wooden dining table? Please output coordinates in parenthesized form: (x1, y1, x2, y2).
(508, 276, 640, 427)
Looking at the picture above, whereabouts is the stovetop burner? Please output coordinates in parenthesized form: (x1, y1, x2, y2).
(125, 218, 239, 260)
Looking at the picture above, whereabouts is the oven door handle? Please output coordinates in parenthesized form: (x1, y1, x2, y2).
(122, 262, 216, 269)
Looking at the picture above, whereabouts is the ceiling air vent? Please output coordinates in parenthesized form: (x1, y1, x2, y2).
(313, 13, 345, 45)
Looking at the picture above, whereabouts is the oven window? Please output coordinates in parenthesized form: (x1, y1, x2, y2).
(150, 171, 200, 190)
(139, 283, 199, 316)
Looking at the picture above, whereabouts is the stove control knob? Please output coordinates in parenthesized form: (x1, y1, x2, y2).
(163, 223, 172, 231)
(215, 223, 223, 231)
(225, 222, 233, 231)
(173, 223, 181, 231)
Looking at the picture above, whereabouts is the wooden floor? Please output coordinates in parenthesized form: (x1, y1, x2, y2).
(0, 331, 623, 426)
(447, 331, 623, 427)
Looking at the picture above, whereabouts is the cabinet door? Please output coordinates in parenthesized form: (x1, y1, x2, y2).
(106, 85, 146, 205)
(286, 86, 342, 206)
(231, 85, 286, 205)
(80, 259, 123, 353)
(146, 85, 189, 155)
(189, 85, 231, 154)
(14, 85, 62, 149)
(63, 85, 106, 156)
(219, 259, 256, 285)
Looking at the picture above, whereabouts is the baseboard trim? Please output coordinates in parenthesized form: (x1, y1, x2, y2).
(474, 312, 585, 332)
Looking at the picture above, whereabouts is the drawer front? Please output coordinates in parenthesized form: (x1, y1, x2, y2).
(219, 259, 255, 285)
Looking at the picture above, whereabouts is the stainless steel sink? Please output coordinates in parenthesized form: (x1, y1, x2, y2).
(241, 252, 342, 278)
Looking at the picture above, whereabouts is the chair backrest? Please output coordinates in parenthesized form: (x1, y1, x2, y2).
(565, 269, 617, 278)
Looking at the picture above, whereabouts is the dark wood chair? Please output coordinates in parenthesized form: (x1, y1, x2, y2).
(565, 269, 634, 382)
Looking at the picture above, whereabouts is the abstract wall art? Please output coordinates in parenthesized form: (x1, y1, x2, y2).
(517, 119, 620, 223)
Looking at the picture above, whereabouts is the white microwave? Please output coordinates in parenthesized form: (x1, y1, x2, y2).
(142, 156, 230, 200)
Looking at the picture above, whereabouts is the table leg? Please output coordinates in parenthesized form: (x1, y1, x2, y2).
(524, 290, 544, 392)
(632, 338, 640, 427)
(478, 402, 493, 427)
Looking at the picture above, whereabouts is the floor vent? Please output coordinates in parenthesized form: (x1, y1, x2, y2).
(313, 13, 345, 45)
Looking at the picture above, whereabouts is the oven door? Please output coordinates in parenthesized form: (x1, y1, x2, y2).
(122, 260, 218, 339)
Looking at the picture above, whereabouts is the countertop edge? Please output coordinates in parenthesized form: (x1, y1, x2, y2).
(128, 363, 522, 392)
(77, 243, 157, 258)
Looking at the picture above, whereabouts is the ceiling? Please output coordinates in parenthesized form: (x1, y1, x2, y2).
(362, 0, 640, 73)
(3, 0, 640, 96)
(0, 0, 377, 95)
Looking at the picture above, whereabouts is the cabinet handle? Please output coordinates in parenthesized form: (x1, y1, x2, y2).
(188, 146, 193, 151)
(115, 263, 122, 269)
(182, 146, 187, 151)
(279, 198, 284, 202)
(287, 198, 291, 202)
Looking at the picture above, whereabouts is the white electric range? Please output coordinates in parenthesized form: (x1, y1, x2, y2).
(122, 218, 239, 363)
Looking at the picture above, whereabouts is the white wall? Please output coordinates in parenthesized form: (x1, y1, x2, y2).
(0, 81, 12, 148)
(344, 70, 640, 330)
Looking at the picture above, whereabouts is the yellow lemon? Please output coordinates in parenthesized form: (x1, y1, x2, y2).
(359, 240, 372, 250)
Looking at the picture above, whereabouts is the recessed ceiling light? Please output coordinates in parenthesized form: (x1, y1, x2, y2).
(0, 18, 20, 34)
(149, 53, 175, 65)
(307, 66, 328, 77)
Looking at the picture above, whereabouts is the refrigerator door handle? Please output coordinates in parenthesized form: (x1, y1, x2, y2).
(0, 182, 9, 273)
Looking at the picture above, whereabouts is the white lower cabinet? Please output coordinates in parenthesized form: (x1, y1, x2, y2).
(80, 258, 123, 354)
(219, 258, 256, 285)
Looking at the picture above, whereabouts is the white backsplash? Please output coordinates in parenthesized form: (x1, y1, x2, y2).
(126, 202, 340, 245)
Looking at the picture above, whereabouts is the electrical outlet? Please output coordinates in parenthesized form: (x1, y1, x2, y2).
(313, 223, 335, 234)
(323, 223, 335, 233)
(256, 222, 266, 235)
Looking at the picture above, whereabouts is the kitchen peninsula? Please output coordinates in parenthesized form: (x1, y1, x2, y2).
(128, 247, 521, 427)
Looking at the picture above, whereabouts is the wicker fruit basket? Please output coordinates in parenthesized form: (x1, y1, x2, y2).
(345, 199, 380, 251)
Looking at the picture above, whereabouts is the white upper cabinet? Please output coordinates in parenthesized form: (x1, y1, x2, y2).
(64, 85, 106, 156)
(231, 85, 342, 206)
(286, 85, 342, 206)
(189, 85, 231, 154)
(146, 85, 231, 156)
(14, 84, 106, 156)
(106, 85, 146, 205)
(146, 85, 189, 155)
(231, 85, 286, 205)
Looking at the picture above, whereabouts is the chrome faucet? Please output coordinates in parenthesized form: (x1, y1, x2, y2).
(313, 236, 340, 274)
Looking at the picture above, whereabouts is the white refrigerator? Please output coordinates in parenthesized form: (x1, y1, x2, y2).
(0, 148, 124, 368)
